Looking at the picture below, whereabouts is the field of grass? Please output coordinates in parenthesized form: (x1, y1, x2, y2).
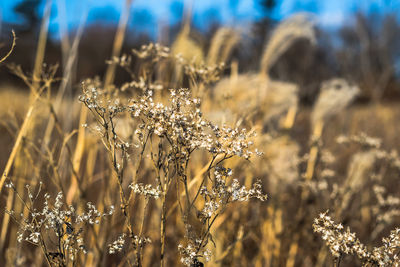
(0, 13, 399, 267)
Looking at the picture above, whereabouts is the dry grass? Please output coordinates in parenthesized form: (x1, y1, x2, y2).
(1, 13, 400, 267)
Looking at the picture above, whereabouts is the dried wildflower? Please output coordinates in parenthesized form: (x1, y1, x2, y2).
(183, 61, 225, 85)
(129, 183, 162, 199)
(79, 79, 126, 118)
(314, 211, 400, 266)
(372, 185, 400, 228)
(6, 186, 113, 265)
(201, 200, 220, 219)
(132, 43, 171, 62)
(371, 228, 400, 266)
(81, 55, 267, 266)
(108, 234, 126, 254)
(121, 76, 164, 92)
(133, 235, 152, 246)
(313, 211, 369, 259)
(178, 243, 199, 266)
(126, 88, 259, 161)
(5, 181, 14, 188)
(106, 53, 132, 67)
(201, 167, 267, 205)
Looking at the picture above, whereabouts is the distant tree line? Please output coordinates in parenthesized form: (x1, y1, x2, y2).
(0, 0, 399, 104)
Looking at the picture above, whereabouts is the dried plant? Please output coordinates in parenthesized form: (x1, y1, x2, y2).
(260, 13, 316, 75)
(4, 181, 113, 267)
(3, 11, 400, 267)
(312, 79, 360, 128)
(314, 211, 400, 267)
(207, 27, 240, 66)
(79, 73, 267, 266)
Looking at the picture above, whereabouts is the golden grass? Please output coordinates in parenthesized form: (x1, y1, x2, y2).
(1, 12, 400, 267)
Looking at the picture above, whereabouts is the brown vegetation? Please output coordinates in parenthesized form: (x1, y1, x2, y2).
(1, 7, 400, 267)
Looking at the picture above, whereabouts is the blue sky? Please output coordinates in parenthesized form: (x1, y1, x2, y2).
(1, 0, 399, 38)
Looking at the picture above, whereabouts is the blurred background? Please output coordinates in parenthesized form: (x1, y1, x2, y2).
(1, 0, 400, 104)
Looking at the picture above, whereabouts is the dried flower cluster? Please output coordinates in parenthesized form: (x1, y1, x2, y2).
(132, 43, 171, 62)
(178, 241, 211, 266)
(108, 233, 126, 254)
(5, 182, 113, 265)
(79, 69, 267, 266)
(372, 185, 400, 227)
(128, 88, 257, 160)
(313, 211, 400, 266)
(199, 167, 267, 220)
(183, 61, 225, 85)
(129, 183, 162, 200)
